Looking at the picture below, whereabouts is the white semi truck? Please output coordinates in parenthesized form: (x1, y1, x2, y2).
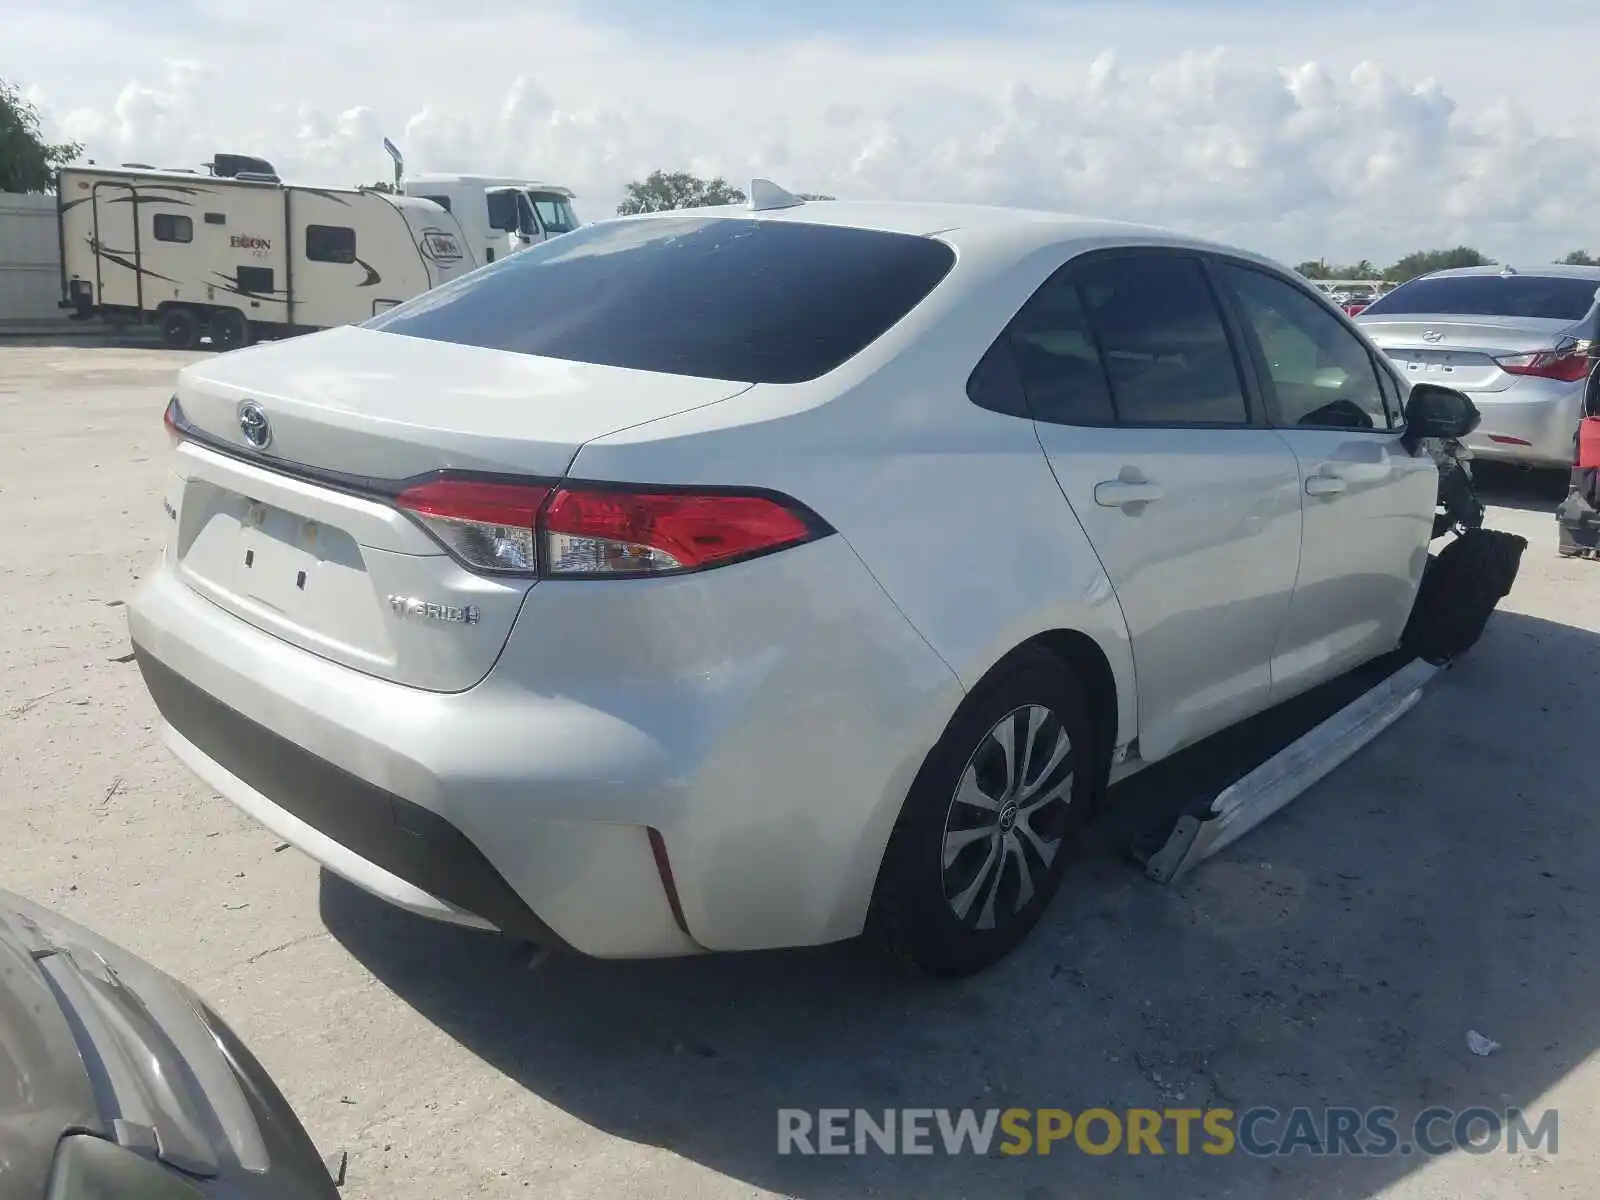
(400, 174, 581, 265)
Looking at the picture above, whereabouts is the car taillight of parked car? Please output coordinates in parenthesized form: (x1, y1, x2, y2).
(395, 475, 826, 579)
(1493, 342, 1592, 382)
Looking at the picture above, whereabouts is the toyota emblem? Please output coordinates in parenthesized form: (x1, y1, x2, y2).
(1421, 329, 1444, 343)
(238, 402, 271, 449)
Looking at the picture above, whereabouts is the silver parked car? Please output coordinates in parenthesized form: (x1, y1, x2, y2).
(1357, 265, 1600, 469)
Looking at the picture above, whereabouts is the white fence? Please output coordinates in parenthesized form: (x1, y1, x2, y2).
(0, 192, 64, 327)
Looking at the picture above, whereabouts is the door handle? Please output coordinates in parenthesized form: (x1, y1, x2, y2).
(1305, 473, 1347, 497)
(1094, 480, 1165, 508)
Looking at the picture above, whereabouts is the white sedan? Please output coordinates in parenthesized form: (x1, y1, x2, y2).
(129, 191, 1491, 976)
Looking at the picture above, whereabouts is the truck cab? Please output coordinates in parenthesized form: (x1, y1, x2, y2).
(400, 175, 581, 265)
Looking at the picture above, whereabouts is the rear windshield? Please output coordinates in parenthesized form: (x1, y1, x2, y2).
(365, 215, 957, 384)
(1361, 274, 1600, 321)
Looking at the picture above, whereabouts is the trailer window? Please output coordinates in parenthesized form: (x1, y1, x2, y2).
(417, 194, 452, 213)
(153, 214, 193, 244)
(204, 212, 226, 225)
(305, 225, 357, 264)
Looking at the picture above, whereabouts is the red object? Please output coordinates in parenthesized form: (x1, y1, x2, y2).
(162, 396, 183, 446)
(395, 478, 552, 529)
(1494, 345, 1592, 382)
(1579, 417, 1600, 470)
(542, 486, 816, 573)
(393, 472, 822, 577)
(1342, 301, 1369, 316)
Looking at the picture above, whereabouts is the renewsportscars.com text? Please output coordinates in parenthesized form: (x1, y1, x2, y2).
(777, 1106, 1558, 1158)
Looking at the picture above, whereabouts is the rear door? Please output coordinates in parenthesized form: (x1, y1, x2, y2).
(1216, 259, 1436, 700)
(1022, 249, 1304, 761)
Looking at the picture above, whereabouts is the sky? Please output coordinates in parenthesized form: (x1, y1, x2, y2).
(5, 0, 1598, 266)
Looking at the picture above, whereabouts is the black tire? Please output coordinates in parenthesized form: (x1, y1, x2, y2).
(159, 307, 201, 350)
(209, 307, 250, 351)
(869, 647, 1098, 977)
(1400, 528, 1528, 666)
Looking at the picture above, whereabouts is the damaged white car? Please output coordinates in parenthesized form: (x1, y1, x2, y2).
(128, 186, 1525, 977)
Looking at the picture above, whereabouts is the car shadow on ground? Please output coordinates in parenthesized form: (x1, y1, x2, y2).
(322, 609, 1600, 1199)
(1474, 462, 1570, 515)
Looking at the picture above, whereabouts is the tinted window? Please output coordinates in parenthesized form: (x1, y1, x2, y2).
(1074, 254, 1249, 425)
(153, 213, 193, 243)
(366, 216, 957, 384)
(485, 190, 517, 233)
(418, 194, 453, 213)
(204, 212, 226, 225)
(1225, 264, 1390, 430)
(1363, 274, 1600, 321)
(1005, 271, 1114, 424)
(305, 225, 356, 264)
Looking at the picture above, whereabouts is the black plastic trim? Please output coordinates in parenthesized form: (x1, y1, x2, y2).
(133, 645, 568, 948)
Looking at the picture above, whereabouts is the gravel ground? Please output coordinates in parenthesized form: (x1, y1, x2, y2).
(3, 342, 1598, 1200)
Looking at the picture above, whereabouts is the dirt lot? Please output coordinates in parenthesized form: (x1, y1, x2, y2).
(3, 342, 1599, 1199)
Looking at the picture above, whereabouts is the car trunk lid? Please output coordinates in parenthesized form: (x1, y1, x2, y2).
(167, 326, 751, 691)
(1358, 315, 1580, 393)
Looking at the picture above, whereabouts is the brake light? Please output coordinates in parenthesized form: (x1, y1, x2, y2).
(1494, 345, 1592, 382)
(163, 396, 183, 446)
(396, 479, 552, 573)
(393, 476, 826, 578)
(543, 487, 818, 576)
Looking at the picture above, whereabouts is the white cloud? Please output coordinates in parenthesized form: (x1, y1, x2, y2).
(7, 0, 1599, 265)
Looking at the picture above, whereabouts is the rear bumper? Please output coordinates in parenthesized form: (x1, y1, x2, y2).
(128, 534, 961, 958)
(1460, 379, 1584, 468)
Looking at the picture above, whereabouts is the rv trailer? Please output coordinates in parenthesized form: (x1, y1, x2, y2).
(401, 174, 581, 265)
(57, 154, 477, 350)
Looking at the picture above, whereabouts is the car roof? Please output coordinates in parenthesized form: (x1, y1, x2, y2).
(621, 199, 1289, 274)
(1418, 264, 1600, 281)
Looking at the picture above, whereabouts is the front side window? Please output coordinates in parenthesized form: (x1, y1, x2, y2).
(305, 224, 356, 264)
(153, 213, 193, 243)
(1073, 253, 1251, 425)
(1224, 263, 1390, 430)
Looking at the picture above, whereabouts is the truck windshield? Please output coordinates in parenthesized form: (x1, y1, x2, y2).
(529, 192, 578, 234)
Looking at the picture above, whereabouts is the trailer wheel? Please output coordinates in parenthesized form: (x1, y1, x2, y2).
(209, 308, 250, 352)
(159, 307, 201, 351)
(1400, 528, 1528, 666)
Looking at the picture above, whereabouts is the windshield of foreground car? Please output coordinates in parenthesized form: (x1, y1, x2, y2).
(364, 215, 956, 384)
(1361, 274, 1600, 321)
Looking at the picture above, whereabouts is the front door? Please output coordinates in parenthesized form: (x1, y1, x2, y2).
(1019, 250, 1304, 761)
(1215, 260, 1437, 700)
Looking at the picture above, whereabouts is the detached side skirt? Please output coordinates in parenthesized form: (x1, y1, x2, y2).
(1136, 658, 1441, 885)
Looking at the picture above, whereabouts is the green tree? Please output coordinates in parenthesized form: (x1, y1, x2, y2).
(1296, 259, 1332, 280)
(617, 170, 746, 214)
(1383, 246, 1494, 284)
(1558, 249, 1599, 266)
(0, 78, 81, 192)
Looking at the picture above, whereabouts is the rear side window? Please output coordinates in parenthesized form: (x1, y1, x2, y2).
(418, 194, 452, 212)
(366, 216, 957, 384)
(1005, 271, 1115, 424)
(1363, 274, 1600, 321)
(1074, 254, 1250, 425)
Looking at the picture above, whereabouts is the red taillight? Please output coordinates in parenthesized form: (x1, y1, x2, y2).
(1494, 345, 1591, 382)
(163, 396, 183, 446)
(393, 476, 824, 578)
(542, 487, 817, 576)
(396, 479, 553, 574)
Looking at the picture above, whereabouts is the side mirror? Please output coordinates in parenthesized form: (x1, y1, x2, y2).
(1402, 383, 1480, 453)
